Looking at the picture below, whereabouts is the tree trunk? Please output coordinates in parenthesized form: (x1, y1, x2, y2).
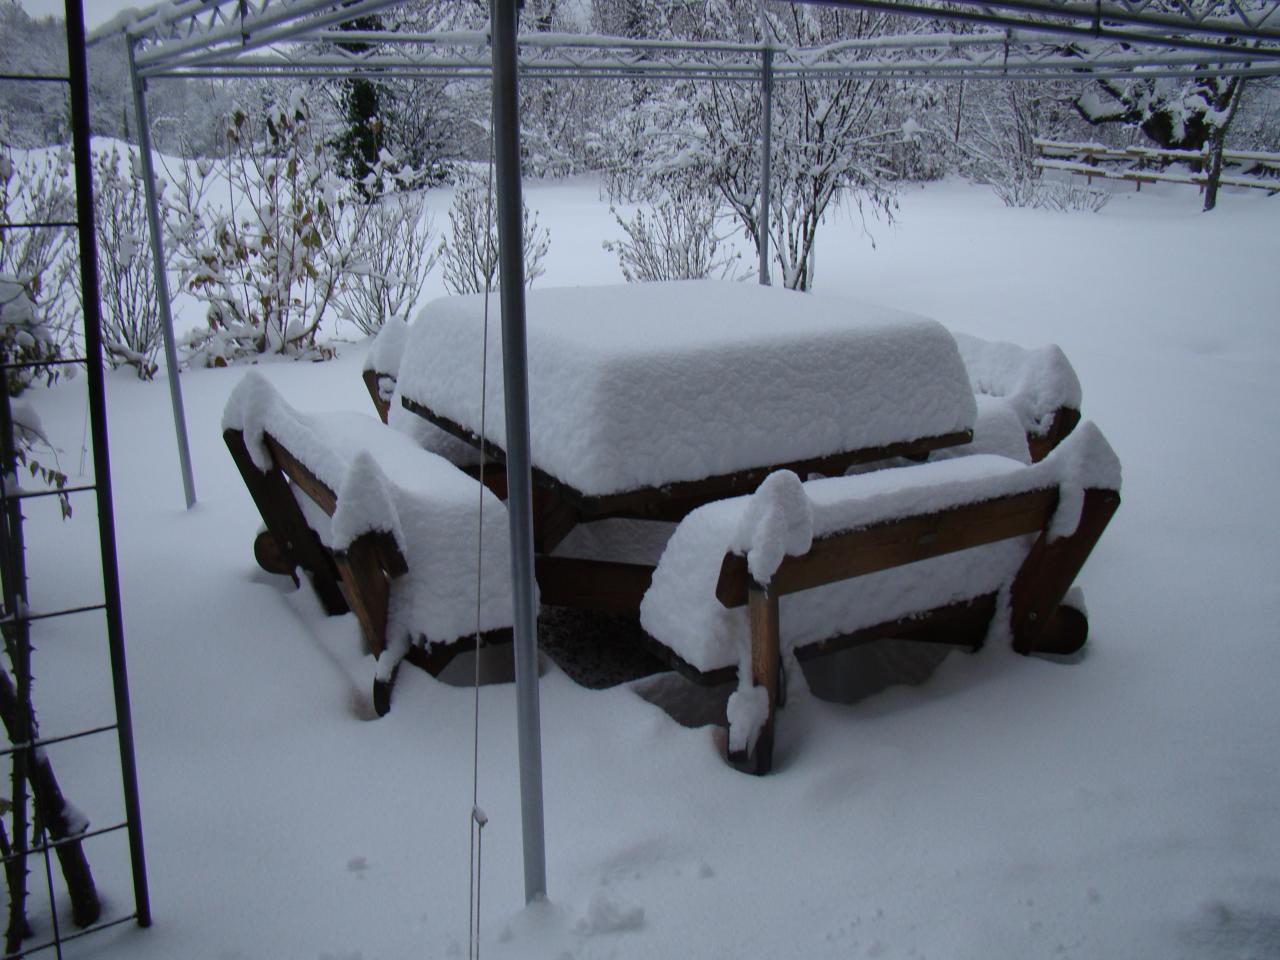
(1203, 79, 1247, 213)
(0, 670, 101, 928)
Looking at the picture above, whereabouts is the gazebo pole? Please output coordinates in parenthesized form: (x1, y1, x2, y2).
(127, 40, 197, 509)
(490, 0, 548, 904)
(758, 44, 774, 286)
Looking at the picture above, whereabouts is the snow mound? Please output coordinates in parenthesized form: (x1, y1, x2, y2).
(734, 470, 813, 585)
(578, 892, 645, 936)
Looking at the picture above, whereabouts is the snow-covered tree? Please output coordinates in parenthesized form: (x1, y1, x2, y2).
(620, 2, 905, 290)
(0, 140, 74, 391)
(440, 168, 549, 295)
(335, 192, 439, 336)
(603, 189, 746, 283)
(167, 93, 369, 364)
(85, 146, 161, 378)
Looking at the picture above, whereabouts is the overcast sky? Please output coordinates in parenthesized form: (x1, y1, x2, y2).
(17, 0, 151, 30)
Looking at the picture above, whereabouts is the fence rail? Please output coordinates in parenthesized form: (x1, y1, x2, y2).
(1033, 138, 1280, 193)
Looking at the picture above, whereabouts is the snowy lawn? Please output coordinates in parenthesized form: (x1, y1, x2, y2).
(20, 177, 1280, 959)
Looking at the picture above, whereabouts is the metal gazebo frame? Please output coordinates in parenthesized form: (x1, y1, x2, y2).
(90, 0, 1280, 906)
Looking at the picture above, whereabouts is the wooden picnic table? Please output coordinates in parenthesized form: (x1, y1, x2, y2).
(397, 280, 978, 530)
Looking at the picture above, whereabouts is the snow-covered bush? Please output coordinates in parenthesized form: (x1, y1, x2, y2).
(956, 82, 1109, 212)
(168, 94, 362, 365)
(0, 276, 70, 516)
(335, 191, 439, 336)
(87, 146, 161, 379)
(440, 169, 549, 295)
(603, 191, 745, 283)
(615, 4, 902, 291)
(0, 141, 74, 393)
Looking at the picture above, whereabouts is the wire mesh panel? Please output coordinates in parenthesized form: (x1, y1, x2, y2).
(0, 1, 150, 956)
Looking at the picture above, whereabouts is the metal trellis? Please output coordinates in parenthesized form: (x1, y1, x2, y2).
(0, 0, 151, 956)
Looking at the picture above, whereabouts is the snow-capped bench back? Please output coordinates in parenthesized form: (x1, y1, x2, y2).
(640, 422, 1121, 774)
(363, 317, 482, 468)
(953, 332, 1083, 462)
(397, 281, 977, 498)
(223, 371, 513, 714)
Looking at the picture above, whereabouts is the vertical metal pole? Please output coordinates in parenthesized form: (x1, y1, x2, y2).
(758, 45, 774, 286)
(65, 0, 152, 926)
(126, 40, 197, 510)
(490, 0, 547, 904)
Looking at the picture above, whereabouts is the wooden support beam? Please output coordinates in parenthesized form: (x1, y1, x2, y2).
(1010, 487, 1121, 655)
(223, 429, 347, 615)
(1026, 407, 1081, 463)
(532, 490, 580, 555)
(362, 368, 391, 423)
(333, 530, 407, 662)
(404, 394, 973, 522)
(405, 628, 515, 678)
(728, 582, 781, 776)
(793, 593, 998, 663)
(717, 488, 1058, 608)
(265, 433, 338, 516)
(534, 556, 654, 615)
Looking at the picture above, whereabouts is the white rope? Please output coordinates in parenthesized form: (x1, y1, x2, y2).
(468, 116, 498, 960)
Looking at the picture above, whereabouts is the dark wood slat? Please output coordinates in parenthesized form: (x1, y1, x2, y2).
(1026, 406, 1081, 463)
(333, 530, 408, 663)
(533, 491, 580, 555)
(534, 556, 654, 615)
(405, 628, 514, 678)
(717, 488, 1059, 608)
(362, 368, 391, 424)
(264, 432, 338, 516)
(403, 394, 972, 521)
(224, 429, 347, 615)
(1010, 488, 1120, 654)
(728, 583, 781, 776)
(793, 593, 998, 662)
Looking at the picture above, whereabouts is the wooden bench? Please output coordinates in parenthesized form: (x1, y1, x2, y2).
(223, 372, 513, 715)
(631, 422, 1120, 774)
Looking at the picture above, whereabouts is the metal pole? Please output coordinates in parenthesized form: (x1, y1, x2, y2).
(490, 0, 547, 904)
(758, 45, 774, 286)
(65, 0, 152, 926)
(127, 39, 197, 509)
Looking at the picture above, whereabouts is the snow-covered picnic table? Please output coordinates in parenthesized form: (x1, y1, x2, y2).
(397, 280, 978, 510)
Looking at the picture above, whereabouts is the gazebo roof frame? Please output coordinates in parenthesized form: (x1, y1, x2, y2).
(93, 0, 1280, 83)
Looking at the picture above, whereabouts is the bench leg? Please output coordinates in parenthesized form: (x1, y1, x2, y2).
(727, 582, 781, 776)
(224, 429, 348, 615)
(1010, 488, 1120, 655)
(333, 531, 409, 717)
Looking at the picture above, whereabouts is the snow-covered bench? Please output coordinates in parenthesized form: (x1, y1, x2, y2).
(639, 422, 1121, 774)
(223, 372, 513, 715)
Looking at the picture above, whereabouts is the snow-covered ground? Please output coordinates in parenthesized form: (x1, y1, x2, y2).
(18, 176, 1280, 959)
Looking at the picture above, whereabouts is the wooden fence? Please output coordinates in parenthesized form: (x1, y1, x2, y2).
(1033, 138, 1280, 194)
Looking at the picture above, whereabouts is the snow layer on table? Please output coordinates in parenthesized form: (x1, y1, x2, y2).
(223, 372, 513, 659)
(641, 422, 1119, 674)
(953, 331, 1083, 436)
(398, 280, 977, 497)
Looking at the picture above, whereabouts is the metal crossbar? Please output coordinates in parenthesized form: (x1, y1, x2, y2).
(93, 0, 1280, 82)
(0, 722, 118, 758)
(0, 913, 139, 960)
